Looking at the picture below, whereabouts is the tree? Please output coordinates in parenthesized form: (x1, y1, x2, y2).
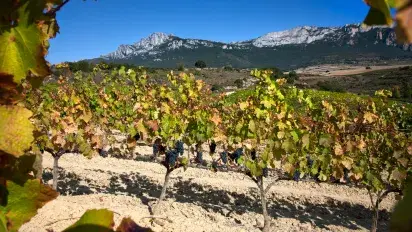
(195, 60, 207, 69)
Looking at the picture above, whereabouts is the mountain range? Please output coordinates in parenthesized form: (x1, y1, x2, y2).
(90, 24, 412, 69)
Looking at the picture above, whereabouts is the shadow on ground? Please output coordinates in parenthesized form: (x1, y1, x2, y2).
(43, 168, 390, 231)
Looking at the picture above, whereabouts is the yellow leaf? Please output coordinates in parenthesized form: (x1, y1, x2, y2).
(0, 106, 34, 157)
(210, 114, 222, 125)
(334, 144, 344, 156)
(239, 102, 248, 110)
(363, 112, 378, 123)
(395, 3, 412, 43)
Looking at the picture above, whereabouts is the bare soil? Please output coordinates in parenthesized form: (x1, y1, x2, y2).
(20, 148, 397, 232)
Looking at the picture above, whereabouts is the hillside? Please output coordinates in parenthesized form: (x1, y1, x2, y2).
(88, 24, 412, 69)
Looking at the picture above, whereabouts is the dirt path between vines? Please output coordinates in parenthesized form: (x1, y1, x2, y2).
(20, 150, 396, 232)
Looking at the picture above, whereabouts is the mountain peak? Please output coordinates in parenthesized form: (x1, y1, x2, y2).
(252, 25, 339, 47)
(99, 24, 410, 64)
(133, 32, 173, 48)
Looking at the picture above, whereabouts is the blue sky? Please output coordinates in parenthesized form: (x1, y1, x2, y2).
(48, 0, 370, 64)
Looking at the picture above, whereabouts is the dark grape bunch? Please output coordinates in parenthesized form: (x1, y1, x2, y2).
(220, 151, 228, 164)
(262, 168, 268, 178)
(152, 138, 166, 157)
(98, 148, 108, 158)
(165, 149, 179, 168)
(293, 170, 301, 182)
(209, 141, 217, 154)
(133, 133, 141, 141)
(229, 148, 243, 164)
(195, 151, 203, 163)
(152, 143, 159, 157)
(175, 140, 184, 156)
(251, 149, 257, 160)
(211, 160, 218, 172)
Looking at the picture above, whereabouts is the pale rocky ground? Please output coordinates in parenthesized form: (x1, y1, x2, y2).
(20, 146, 397, 232)
(295, 64, 412, 76)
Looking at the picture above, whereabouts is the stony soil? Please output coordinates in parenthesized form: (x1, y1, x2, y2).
(20, 147, 397, 232)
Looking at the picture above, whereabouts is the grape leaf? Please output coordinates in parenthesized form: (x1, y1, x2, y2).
(116, 217, 153, 232)
(395, 3, 412, 43)
(0, 212, 7, 232)
(390, 182, 412, 232)
(0, 154, 36, 186)
(0, 1, 50, 88)
(363, 0, 393, 25)
(0, 179, 58, 231)
(0, 106, 34, 157)
(63, 209, 114, 232)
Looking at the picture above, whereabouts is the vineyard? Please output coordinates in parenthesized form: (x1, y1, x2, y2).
(1, 1, 412, 232)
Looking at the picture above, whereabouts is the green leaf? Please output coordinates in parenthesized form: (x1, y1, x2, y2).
(0, 212, 7, 232)
(0, 1, 50, 87)
(319, 135, 332, 148)
(391, 182, 412, 232)
(0, 106, 34, 157)
(63, 209, 114, 232)
(363, 0, 393, 26)
(0, 180, 58, 231)
(290, 131, 299, 143)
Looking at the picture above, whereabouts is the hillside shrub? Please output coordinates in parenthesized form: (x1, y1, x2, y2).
(195, 60, 207, 69)
(194, 70, 201, 76)
(223, 65, 233, 71)
(177, 64, 185, 71)
(317, 80, 345, 93)
(211, 84, 223, 92)
(392, 86, 402, 98)
(234, 79, 243, 88)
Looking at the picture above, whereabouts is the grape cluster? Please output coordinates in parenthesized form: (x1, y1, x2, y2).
(133, 133, 140, 141)
(196, 151, 203, 163)
(293, 170, 301, 182)
(152, 143, 159, 157)
(209, 141, 217, 154)
(262, 168, 268, 178)
(98, 148, 108, 158)
(211, 161, 218, 172)
(220, 151, 228, 164)
(175, 141, 184, 156)
(229, 148, 243, 164)
(165, 149, 179, 168)
(251, 149, 257, 160)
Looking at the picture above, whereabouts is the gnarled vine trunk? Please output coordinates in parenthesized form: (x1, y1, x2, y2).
(153, 168, 173, 214)
(52, 155, 59, 190)
(257, 176, 271, 232)
(371, 206, 379, 232)
(33, 153, 43, 180)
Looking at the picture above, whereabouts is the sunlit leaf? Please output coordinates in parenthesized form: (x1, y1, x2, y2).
(0, 180, 58, 231)
(0, 106, 34, 157)
(0, 1, 50, 88)
(63, 209, 114, 232)
(390, 182, 412, 232)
